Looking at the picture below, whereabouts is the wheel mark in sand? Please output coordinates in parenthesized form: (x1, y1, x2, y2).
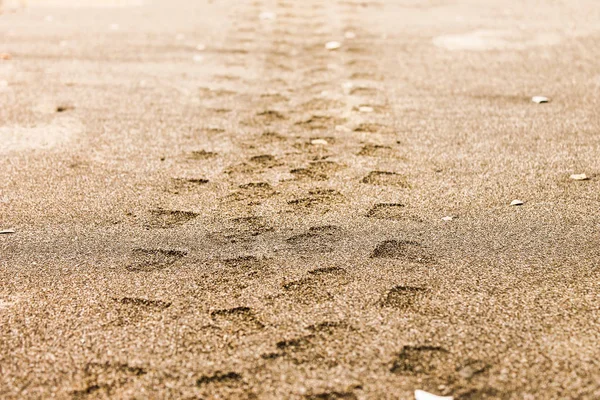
(126, 248, 187, 272)
(362, 171, 410, 187)
(371, 240, 432, 263)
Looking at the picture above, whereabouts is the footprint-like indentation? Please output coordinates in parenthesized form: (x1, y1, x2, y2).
(126, 248, 187, 272)
(196, 371, 243, 387)
(362, 171, 409, 187)
(305, 391, 358, 400)
(260, 93, 289, 103)
(349, 87, 378, 96)
(114, 297, 172, 310)
(210, 217, 274, 244)
(380, 286, 427, 310)
(366, 203, 413, 221)
(72, 362, 147, 398)
(147, 208, 199, 228)
(226, 155, 281, 175)
(357, 144, 391, 156)
(371, 240, 431, 263)
(390, 346, 450, 375)
(170, 178, 209, 192)
(350, 71, 381, 80)
(296, 115, 347, 130)
(353, 123, 385, 133)
(188, 150, 218, 160)
(198, 87, 236, 98)
(300, 98, 345, 110)
(210, 306, 265, 330)
(306, 320, 349, 334)
(228, 182, 278, 202)
(288, 188, 344, 209)
(256, 110, 286, 121)
(287, 226, 343, 253)
(291, 161, 343, 181)
(282, 266, 350, 303)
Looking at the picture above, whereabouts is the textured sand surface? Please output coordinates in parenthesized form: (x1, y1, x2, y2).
(1, 0, 600, 399)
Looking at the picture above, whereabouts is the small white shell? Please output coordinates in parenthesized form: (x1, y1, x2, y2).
(310, 139, 328, 145)
(325, 41, 342, 50)
(510, 199, 524, 206)
(532, 96, 549, 104)
(415, 390, 453, 400)
(441, 216, 454, 221)
(0, 229, 15, 234)
(570, 173, 589, 181)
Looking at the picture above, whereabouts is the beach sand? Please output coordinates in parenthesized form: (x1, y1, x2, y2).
(1, 0, 599, 398)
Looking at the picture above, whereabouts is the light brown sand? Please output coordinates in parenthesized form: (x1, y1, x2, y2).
(1, 0, 600, 399)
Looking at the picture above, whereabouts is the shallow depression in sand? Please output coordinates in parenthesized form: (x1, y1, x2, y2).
(0, 117, 83, 153)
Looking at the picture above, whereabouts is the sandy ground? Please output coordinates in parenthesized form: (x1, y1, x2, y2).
(1, 0, 600, 398)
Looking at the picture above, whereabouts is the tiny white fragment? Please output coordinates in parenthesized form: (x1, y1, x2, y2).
(532, 96, 549, 104)
(359, 106, 374, 113)
(345, 31, 356, 39)
(570, 173, 589, 181)
(259, 11, 276, 20)
(441, 216, 454, 221)
(311, 139, 328, 145)
(0, 229, 15, 234)
(415, 390, 453, 400)
(342, 82, 354, 90)
(193, 54, 204, 62)
(196, 44, 206, 51)
(510, 199, 524, 206)
(325, 41, 342, 50)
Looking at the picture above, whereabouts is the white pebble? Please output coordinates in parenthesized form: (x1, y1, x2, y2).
(510, 199, 524, 206)
(325, 41, 342, 50)
(531, 96, 549, 104)
(310, 139, 328, 145)
(359, 106, 374, 113)
(345, 31, 356, 39)
(259, 11, 276, 20)
(441, 216, 454, 221)
(415, 390, 453, 400)
(570, 173, 589, 181)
